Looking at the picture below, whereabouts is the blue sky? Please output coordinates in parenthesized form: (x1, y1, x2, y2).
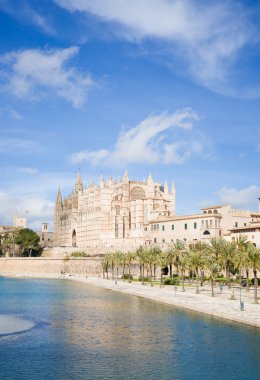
(0, 0, 260, 229)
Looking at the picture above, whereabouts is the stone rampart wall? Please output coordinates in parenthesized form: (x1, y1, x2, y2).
(0, 258, 102, 276)
(0, 258, 142, 278)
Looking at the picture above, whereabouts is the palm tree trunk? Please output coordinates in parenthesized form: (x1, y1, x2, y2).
(122, 263, 125, 280)
(200, 270, 204, 286)
(226, 265, 231, 289)
(196, 269, 199, 294)
(128, 264, 131, 283)
(246, 268, 250, 292)
(211, 278, 214, 297)
(169, 264, 172, 277)
(142, 264, 144, 285)
(254, 269, 258, 303)
(150, 265, 153, 287)
(181, 270, 185, 292)
(160, 271, 163, 288)
(112, 263, 114, 280)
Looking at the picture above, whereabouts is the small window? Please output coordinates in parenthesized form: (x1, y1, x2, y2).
(144, 227, 147, 231)
(154, 237, 157, 243)
(162, 239, 165, 243)
(184, 223, 187, 230)
(194, 222, 197, 229)
(244, 223, 246, 226)
(151, 225, 154, 231)
(162, 225, 165, 231)
(235, 222, 238, 227)
(172, 224, 174, 230)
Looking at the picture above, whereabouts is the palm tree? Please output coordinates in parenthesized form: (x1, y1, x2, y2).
(208, 237, 225, 261)
(126, 251, 135, 282)
(248, 247, 260, 303)
(219, 241, 236, 288)
(179, 249, 188, 292)
(156, 251, 169, 287)
(234, 235, 251, 285)
(147, 247, 161, 286)
(101, 255, 109, 279)
(233, 240, 252, 292)
(167, 241, 185, 276)
(187, 248, 205, 294)
(114, 251, 123, 282)
(191, 241, 208, 286)
(136, 246, 147, 285)
(206, 255, 219, 297)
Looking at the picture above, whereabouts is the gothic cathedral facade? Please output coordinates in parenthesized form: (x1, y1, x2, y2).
(54, 171, 176, 250)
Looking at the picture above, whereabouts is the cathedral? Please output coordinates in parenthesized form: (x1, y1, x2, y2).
(54, 171, 176, 250)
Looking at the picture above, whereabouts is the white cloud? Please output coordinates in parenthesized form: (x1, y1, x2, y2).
(0, 170, 77, 229)
(0, 46, 94, 107)
(55, 0, 254, 90)
(0, 191, 54, 230)
(17, 167, 39, 175)
(0, 106, 23, 120)
(0, 138, 38, 154)
(71, 108, 203, 166)
(0, 0, 54, 34)
(216, 185, 260, 209)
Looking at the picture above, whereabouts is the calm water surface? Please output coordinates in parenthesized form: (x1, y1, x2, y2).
(0, 277, 259, 380)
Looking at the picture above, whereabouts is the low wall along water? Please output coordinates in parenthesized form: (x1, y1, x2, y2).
(0, 257, 102, 276)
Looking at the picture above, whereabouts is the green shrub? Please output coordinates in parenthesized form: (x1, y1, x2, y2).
(71, 251, 89, 257)
(251, 277, 260, 286)
(138, 276, 150, 282)
(216, 277, 227, 283)
(122, 274, 133, 280)
(164, 277, 180, 285)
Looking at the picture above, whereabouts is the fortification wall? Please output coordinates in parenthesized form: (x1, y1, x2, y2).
(0, 258, 102, 276)
(0, 258, 142, 278)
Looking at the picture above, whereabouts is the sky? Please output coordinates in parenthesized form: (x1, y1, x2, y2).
(0, 0, 260, 230)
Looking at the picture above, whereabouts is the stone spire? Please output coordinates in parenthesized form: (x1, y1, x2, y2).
(123, 170, 129, 182)
(107, 176, 112, 186)
(171, 182, 175, 193)
(164, 181, 169, 194)
(148, 173, 153, 186)
(100, 174, 105, 188)
(74, 171, 83, 193)
(56, 187, 62, 205)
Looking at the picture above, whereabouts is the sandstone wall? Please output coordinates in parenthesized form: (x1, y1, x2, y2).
(0, 258, 142, 278)
(0, 257, 102, 276)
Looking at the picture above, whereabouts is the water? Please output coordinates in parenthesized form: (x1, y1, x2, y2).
(0, 277, 259, 380)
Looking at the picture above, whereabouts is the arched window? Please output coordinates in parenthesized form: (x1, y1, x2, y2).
(130, 186, 145, 200)
(203, 230, 210, 235)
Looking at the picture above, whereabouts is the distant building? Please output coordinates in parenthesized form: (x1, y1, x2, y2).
(54, 173, 260, 250)
(144, 204, 260, 248)
(13, 214, 27, 228)
(37, 223, 54, 248)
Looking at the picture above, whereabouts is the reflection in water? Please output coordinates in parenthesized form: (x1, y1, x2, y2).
(0, 277, 259, 380)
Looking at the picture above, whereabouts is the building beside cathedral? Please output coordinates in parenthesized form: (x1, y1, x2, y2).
(54, 172, 176, 250)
